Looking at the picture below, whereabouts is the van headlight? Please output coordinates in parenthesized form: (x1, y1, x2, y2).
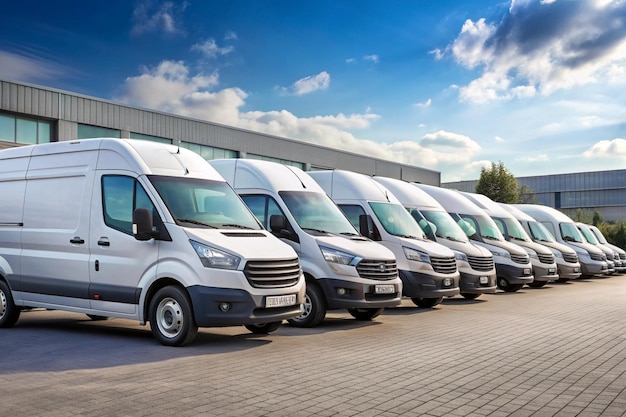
(190, 240, 241, 269)
(490, 249, 511, 259)
(454, 251, 468, 262)
(320, 246, 359, 265)
(403, 247, 430, 263)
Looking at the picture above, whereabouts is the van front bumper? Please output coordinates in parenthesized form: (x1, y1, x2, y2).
(556, 262, 581, 280)
(398, 269, 460, 298)
(531, 263, 559, 283)
(188, 285, 304, 327)
(459, 271, 497, 295)
(318, 277, 402, 310)
(495, 263, 534, 285)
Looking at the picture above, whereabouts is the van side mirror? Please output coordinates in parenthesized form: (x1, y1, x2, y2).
(359, 214, 376, 240)
(133, 208, 155, 241)
(269, 214, 287, 234)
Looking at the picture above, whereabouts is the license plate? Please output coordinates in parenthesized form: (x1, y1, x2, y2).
(479, 276, 489, 284)
(524, 268, 531, 275)
(548, 268, 556, 274)
(265, 294, 296, 308)
(374, 284, 395, 294)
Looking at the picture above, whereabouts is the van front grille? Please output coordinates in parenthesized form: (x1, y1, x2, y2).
(511, 254, 530, 264)
(431, 256, 457, 274)
(590, 253, 606, 262)
(467, 255, 494, 272)
(538, 253, 555, 264)
(243, 258, 301, 288)
(356, 259, 398, 280)
(563, 253, 578, 263)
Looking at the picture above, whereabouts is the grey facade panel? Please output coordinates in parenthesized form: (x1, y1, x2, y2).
(0, 78, 440, 185)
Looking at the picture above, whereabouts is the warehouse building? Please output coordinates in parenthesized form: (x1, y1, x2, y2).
(443, 170, 626, 222)
(0, 79, 440, 185)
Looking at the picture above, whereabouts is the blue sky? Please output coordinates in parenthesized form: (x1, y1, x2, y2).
(1, 0, 625, 182)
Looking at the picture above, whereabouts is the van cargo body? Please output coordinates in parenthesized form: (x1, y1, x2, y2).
(372, 176, 496, 299)
(500, 204, 582, 281)
(210, 159, 402, 327)
(0, 139, 305, 346)
(309, 170, 460, 308)
(460, 192, 559, 288)
(513, 205, 608, 278)
(415, 184, 533, 292)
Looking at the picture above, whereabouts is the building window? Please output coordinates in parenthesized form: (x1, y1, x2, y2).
(247, 153, 305, 169)
(0, 113, 52, 144)
(180, 142, 237, 160)
(130, 132, 172, 144)
(77, 124, 120, 139)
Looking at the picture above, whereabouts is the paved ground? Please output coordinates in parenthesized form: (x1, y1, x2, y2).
(1, 274, 626, 417)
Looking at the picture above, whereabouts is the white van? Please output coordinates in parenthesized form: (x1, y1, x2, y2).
(210, 159, 402, 326)
(309, 170, 460, 307)
(499, 204, 582, 281)
(575, 222, 618, 273)
(372, 176, 497, 299)
(415, 184, 533, 292)
(587, 224, 626, 273)
(459, 192, 558, 288)
(513, 204, 609, 277)
(0, 139, 305, 346)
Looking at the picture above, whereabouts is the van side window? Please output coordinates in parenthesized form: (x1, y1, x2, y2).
(102, 176, 156, 235)
(240, 195, 285, 229)
(337, 204, 366, 230)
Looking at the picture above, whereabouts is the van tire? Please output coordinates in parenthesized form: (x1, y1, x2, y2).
(411, 297, 443, 308)
(149, 286, 198, 347)
(0, 280, 20, 328)
(86, 314, 108, 321)
(461, 293, 481, 300)
(528, 281, 548, 288)
(287, 283, 326, 327)
(245, 321, 282, 334)
(497, 277, 522, 292)
(347, 308, 384, 320)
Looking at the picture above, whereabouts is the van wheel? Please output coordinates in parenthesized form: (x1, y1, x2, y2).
(0, 280, 20, 328)
(411, 297, 443, 308)
(528, 281, 548, 288)
(86, 314, 108, 321)
(149, 286, 198, 347)
(287, 283, 326, 327)
(245, 322, 282, 334)
(497, 277, 522, 292)
(347, 308, 384, 320)
(461, 293, 480, 300)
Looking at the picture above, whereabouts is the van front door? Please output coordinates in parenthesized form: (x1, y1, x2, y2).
(88, 173, 160, 315)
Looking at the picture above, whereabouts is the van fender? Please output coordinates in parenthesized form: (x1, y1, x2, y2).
(136, 258, 201, 323)
(0, 257, 14, 279)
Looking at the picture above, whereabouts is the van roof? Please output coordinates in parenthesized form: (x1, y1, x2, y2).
(413, 184, 485, 216)
(499, 203, 536, 222)
(308, 170, 401, 203)
(512, 204, 573, 223)
(209, 158, 323, 193)
(372, 176, 444, 210)
(459, 192, 513, 218)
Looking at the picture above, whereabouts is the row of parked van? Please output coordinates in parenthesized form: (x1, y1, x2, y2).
(0, 139, 622, 346)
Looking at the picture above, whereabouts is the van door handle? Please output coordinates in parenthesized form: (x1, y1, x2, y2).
(97, 239, 110, 247)
(70, 237, 85, 244)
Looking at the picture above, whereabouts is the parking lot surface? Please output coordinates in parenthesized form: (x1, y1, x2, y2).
(1, 275, 626, 417)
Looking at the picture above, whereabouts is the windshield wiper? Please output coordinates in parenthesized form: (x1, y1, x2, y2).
(482, 235, 500, 240)
(339, 232, 361, 237)
(176, 218, 217, 228)
(439, 235, 463, 242)
(221, 224, 255, 230)
(302, 227, 331, 234)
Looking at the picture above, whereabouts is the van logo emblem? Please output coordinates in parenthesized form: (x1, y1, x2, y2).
(378, 264, 387, 273)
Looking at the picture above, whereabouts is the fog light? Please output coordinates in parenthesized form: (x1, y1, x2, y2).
(219, 302, 231, 312)
(337, 288, 347, 296)
(443, 278, 452, 287)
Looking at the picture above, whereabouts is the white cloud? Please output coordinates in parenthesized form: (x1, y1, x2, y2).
(495, 136, 505, 143)
(115, 61, 483, 179)
(191, 38, 234, 58)
(0, 50, 67, 82)
(289, 71, 331, 96)
(516, 154, 550, 162)
(583, 138, 626, 158)
(444, 0, 626, 103)
(364, 54, 380, 63)
(415, 99, 432, 108)
(131, 0, 187, 36)
(224, 31, 238, 41)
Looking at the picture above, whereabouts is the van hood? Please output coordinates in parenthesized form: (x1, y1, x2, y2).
(479, 238, 528, 256)
(509, 239, 553, 255)
(437, 238, 492, 257)
(567, 241, 605, 256)
(393, 236, 455, 257)
(532, 240, 577, 256)
(184, 228, 298, 261)
(315, 235, 396, 261)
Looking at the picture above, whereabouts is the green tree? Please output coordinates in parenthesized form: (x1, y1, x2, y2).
(475, 161, 519, 203)
(518, 184, 538, 204)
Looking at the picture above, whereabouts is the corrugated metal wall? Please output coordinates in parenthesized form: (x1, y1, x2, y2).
(0, 79, 440, 184)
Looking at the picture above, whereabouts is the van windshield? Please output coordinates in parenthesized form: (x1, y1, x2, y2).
(496, 217, 530, 242)
(456, 213, 504, 242)
(150, 176, 262, 230)
(590, 227, 608, 244)
(560, 222, 584, 243)
(369, 201, 426, 239)
(527, 221, 555, 242)
(279, 191, 358, 235)
(578, 224, 599, 244)
(420, 210, 469, 242)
